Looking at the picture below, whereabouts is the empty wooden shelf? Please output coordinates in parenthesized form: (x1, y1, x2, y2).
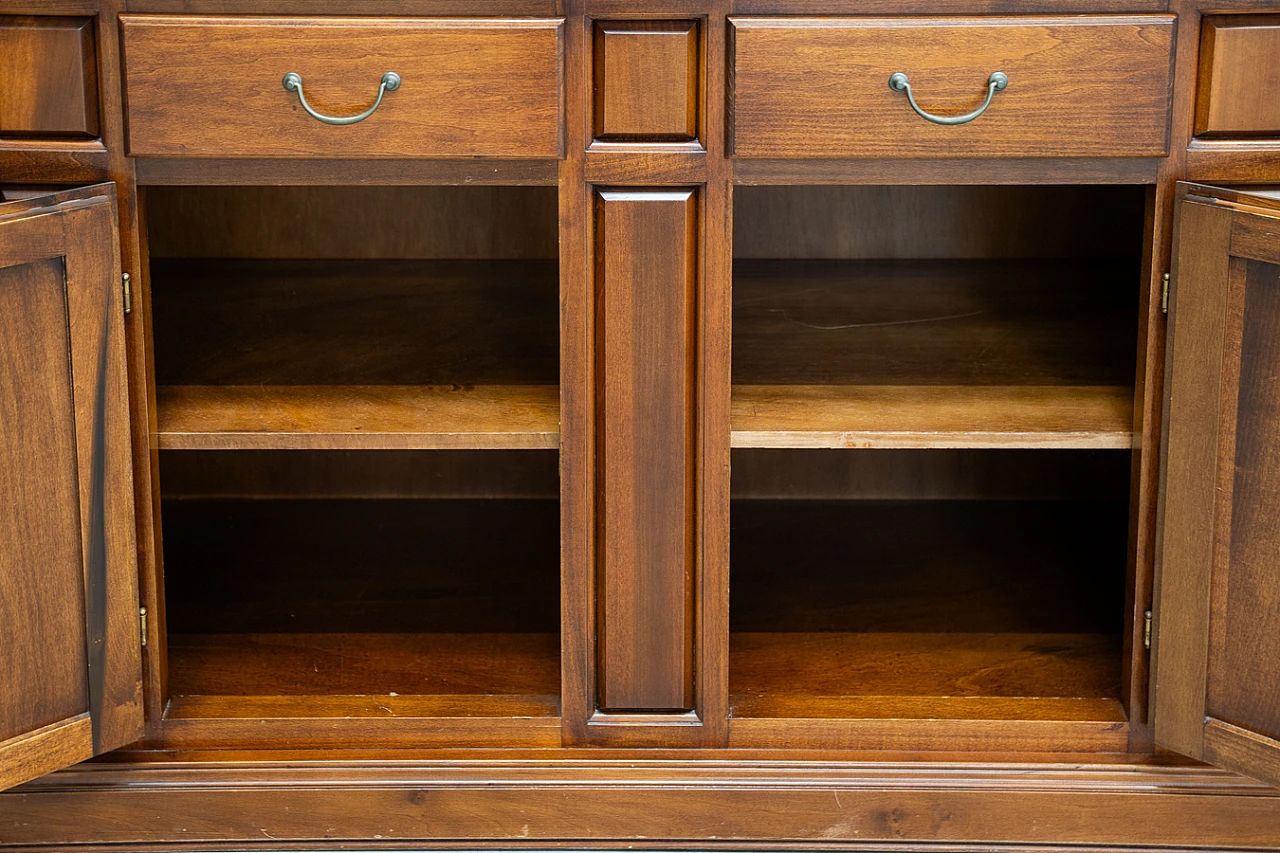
(156, 384, 560, 450)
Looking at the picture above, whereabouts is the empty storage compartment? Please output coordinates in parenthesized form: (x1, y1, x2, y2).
(159, 450, 561, 720)
(145, 185, 563, 740)
(146, 185, 560, 451)
(731, 185, 1145, 450)
(730, 449, 1129, 722)
(728, 185, 1146, 726)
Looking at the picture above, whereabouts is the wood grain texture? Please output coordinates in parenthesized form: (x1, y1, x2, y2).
(0, 255, 90, 746)
(0, 716, 92, 793)
(733, 260, 1138, 386)
(0, 187, 142, 788)
(731, 633, 1122, 706)
(10, 760, 1280, 849)
(0, 139, 108, 183)
(0, 16, 98, 137)
(145, 186, 557, 260)
(156, 384, 559, 450)
(121, 16, 563, 158)
(134, 157, 561, 186)
(1195, 16, 1280, 138)
(150, 260, 558, 386)
(595, 188, 697, 712)
(734, 185, 1146, 259)
(731, 385, 1134, 449)
(729, 16, 1175, 159)
(1205, 255, 1280, 753)
(593, 20, 699, 141)
(168, 633, 560, 698)
(734, 156, 1162, 185)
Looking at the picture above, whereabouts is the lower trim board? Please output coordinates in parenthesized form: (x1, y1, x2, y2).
(3, 759, 1278, 849)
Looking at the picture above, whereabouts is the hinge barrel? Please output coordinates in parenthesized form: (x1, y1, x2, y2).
(1143, 609, 1153, 651)
(122, 272, 132, 315)
(140, 606, 148, 647)
(1161, 273, 1170, 315)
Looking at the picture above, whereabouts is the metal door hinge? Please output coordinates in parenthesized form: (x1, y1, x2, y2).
(1143, 609, 1153, 651)
(122, 272, 132, 315)
(140, 606, 148, 647)
(1161, 273, 1170, 315)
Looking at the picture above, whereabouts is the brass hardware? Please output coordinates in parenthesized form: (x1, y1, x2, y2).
(282, 71, 401, 126)
(1161, 272, 1170, 314)
(140, 606, 148, 647)
(888, 71, 1008, 126)
(122, 272, 132, 315)
(1143, 609, 1152, 651)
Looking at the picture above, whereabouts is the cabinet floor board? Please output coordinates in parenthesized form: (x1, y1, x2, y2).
(167, 632, 561, 699)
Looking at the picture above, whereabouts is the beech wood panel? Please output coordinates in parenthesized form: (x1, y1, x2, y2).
(731, 384, 1134, 448)
(121, 16, 563, 158)
(729, 16, 1175, 159)
(0, 187, 142, 790)
(1155, 185, 1280, 789)
(156, 384, 560, 450)
(0, 16, 98, 138)
(593, 20, 699, 141)
(1195, 16, 1280, 138)
(595, 188, 697, 713)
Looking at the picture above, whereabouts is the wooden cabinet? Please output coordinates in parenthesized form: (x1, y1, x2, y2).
(3, 1, 1280, 849)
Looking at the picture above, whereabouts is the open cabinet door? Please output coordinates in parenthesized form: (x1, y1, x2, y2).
(1154, 183, 1280, 788)
(0, 185, 143, 791)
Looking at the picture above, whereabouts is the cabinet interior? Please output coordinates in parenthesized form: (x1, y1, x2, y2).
(146, 186, 561, 720)
(729, 185, 1146, 722)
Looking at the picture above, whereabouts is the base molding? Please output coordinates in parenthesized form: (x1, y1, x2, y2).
(2, 757, 1279, 850)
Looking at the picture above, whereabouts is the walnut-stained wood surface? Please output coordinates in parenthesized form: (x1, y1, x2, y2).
(0, 187, 142, 791)
(593, 20, 699, 141)
(150, 259, 558, 385)
(1195, 16, 1280, 138)
(729, 15, 1175, 159)
(731, 384, 1134, 448)
(156, 384, 559, 450)
(733, 260, 1138, 386)
(121, 16, 563, 158)
(168, 633, 559, 698)
(594, 188, 697, 712)
(731, 633, 1122, 711)
(1154, 185, 1280, 789)
(0, 16, 98, 137)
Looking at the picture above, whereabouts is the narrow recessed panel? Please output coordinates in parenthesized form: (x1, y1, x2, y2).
(1196, 17, 1280, 137)
(0, 16, 99, 137)
(595, 188, 698, 712)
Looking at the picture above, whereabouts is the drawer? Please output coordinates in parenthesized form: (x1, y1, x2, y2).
(0, 16, 98, 138)
(121, 16, 563, 158)
(729, 16, 1176, 159)
(1196, 16, 1280, 137)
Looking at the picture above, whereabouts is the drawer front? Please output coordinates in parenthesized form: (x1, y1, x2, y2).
(0, 16, 98, 138)
(122, 16, 563, 158)
(729, 16, 1176, 159)
(1196, 16, 1280, 137)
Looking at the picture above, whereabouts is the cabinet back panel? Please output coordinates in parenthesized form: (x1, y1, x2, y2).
(160, 449, 559, 500)
(733, 186, 1146, 260)
(161, 498, 560, 634)
(145, 186, 558, 260)
(730, 499, 1127, 635)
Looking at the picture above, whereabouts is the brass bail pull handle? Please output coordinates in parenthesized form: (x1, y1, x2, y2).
(281, 72, 401, 126)
(887, 71, 1008, 126)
